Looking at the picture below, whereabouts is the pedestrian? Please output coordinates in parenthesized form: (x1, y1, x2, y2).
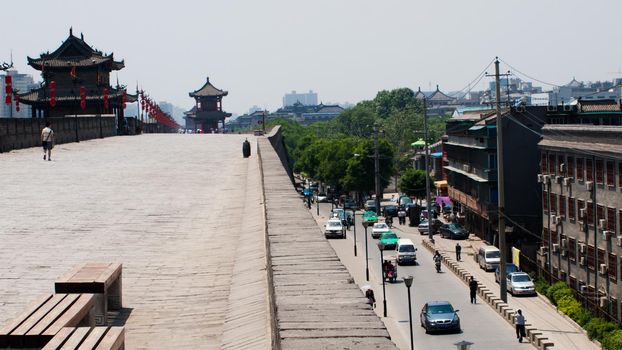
(365, 288, 376, 309)
(514, 309, 526, 342)
(469, 276, 478, 304)
(398, 206, 406, 225)
(455, 242, 462, 261)
(41, 121, 54, 161)
(242, 138, 251, 158)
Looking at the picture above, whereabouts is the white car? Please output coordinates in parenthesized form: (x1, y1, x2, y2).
(325, 218, 345, 239)
(418, 219, 429, 234)
(372, 222, 390, 239)
(507, 272, 536, 296)
(317, 193, 328, 202)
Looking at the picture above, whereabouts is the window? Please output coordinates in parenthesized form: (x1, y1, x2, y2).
(577, 158, 584, 181)
(607, 207, 616, 232)
(568, 237, 577, 262)
(549, 154, 557, 175)
(607, 161, 615, 187)
(598, 248, 606, 271)
(596, 159, 604, 184)
(559, 195, 566, 218)
(598, 205, 606, 226)
(542, 228, 549, 245)
(609, 253, 617, 283)
(578, 199, 585, 222)
(587, 202, 594, 225)
(543, 191, 549, 213)
(569, 198, 576, 220)
(587, 245, 596, 270)
(568, 157, 575, 178)
(551, 193, 558, 214)
(541, 154, 547, 174)
(587, 159, 594, 181)
(612, 297, 619, 323)
(569, 275, 577, 289)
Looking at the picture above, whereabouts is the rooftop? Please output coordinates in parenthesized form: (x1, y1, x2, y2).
(189, 77, 228, 98)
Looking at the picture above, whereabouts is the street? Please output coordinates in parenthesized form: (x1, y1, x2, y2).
(310, 202, 531, 350)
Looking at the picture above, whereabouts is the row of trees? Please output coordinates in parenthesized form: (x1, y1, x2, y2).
(267, 87, 445, 197)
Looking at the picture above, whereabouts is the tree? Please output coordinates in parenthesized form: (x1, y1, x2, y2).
(373, 88, 420, 119)
(398, 168, 429, 198)
(331, 107, 377, 138)
(341, 138, 394, 193)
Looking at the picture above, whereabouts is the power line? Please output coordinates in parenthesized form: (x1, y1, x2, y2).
(499, 59, 563, 88)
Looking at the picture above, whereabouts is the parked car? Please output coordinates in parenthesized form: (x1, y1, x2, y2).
(420, 301, 461, 334)
(382, 205, 399, 218)
(378, 231, 399, 250)
(344, 198, 357, 209)
(364, 200, 377, 213)
(418, 219, 441, 235)
(399, 195, 413, 206)
(372, 222, 391, 239)
(478, 245, 501, 271)
(507, 272, 536, 296)
(317, 193, 328, 202)
(325, 218, 346, 239)
(395, 239, 417, 265)
(439, 223, 469, 240)
(495, 263, 519, 283)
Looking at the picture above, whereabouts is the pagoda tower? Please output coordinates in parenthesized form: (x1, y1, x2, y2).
(187, 77, 231, 132)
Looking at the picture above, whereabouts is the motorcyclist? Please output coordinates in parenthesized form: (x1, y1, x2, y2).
(433, 250, 442, 272)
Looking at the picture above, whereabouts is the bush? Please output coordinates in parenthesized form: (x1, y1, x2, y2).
(602, 329, 622, 350)
(534, 277, 550, 295)
(546, 281, 573, 305)
(585, 317, 618, 341)
(556, 295, 591, 325)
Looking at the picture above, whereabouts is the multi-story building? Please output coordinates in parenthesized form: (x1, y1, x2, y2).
(282, 90, 318, 107)
(273, 102, 344, 125)
(537, 100, 622, 322)
(0, 70, 38, 118)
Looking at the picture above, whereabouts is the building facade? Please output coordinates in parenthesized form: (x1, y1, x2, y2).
(0, 70, 38, 118)
(186, 77, 232, 133)
(283, 90, 318, 107)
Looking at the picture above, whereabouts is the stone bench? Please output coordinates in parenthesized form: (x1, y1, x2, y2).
(0, 294, 95, 348)
(55, 263, 122, 326)
(41, 327, 125, 350)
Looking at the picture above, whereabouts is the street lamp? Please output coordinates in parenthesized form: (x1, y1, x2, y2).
(377, 242, 387, 317)
(364, 220, 369, 281)
(454, 340, 474, 350)
(403, 275, 414, 350)
(353, 211, 358, 257)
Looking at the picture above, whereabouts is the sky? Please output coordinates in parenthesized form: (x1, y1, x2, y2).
(3, 0, 622, 115)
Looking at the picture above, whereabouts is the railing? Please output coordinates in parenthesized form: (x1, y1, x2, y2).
(446, 135, 495, 149)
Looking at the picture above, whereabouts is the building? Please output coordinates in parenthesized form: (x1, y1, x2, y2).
(18, 29, 136, 132)
(186, 77, 232, 132)
(537, 100, 622, 322)
(0, 70, 38, 118)
(283, 90, 318, 107)
(226, 110, 268, 132)
(444, 106, 547, 264)
(539, 78, 622, 106)
(414, 86, 458, 116)
(273, 102, 344, 125)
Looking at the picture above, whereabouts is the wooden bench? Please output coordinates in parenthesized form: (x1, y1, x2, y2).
(55, 263, 122, 326)
(42, 327, 125, 350)
(0, 293, 95, 348)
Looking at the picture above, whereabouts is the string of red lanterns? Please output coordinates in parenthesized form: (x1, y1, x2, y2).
(139, 90, 180, 129)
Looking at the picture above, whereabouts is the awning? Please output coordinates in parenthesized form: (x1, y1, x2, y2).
(444, 165, 489, 183)
(431, 152, 443, 158)
(435, 196, 453, 207)
(468, 125, 485, 131)
(434, 180, 448, 188)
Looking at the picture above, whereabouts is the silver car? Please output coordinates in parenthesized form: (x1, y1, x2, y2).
(372, 222, 390, 239)
(325, 218, 345, 239)
(420, 301, 461, 334)
(507, 272, 536, 296)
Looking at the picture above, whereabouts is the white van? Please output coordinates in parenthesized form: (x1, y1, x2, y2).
(478, 245, 501, 271)
(395, 239, 417, 265)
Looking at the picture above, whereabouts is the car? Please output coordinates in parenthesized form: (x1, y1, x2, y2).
(382, 205, 399, 218)
(317, 193, 328, 202)
(325, 218, 346, 239)
(253, 129, 264, 136)
(395, 239, 417, 265)
(362, 210, 378, 227)
(399, 195, 413, 206)
(372, 222, 390, 239)
(418, 219, 441, 235)
(420, 301, 461, 334)
(344, 198, 357, 210)
(495, 263, 519, 283)
(378, 231, 399, 250)
(507, 272, 536, 296)
(439, 223, 469, 240)
(364, 200, 377, 213)
(478, 245, 501, 271)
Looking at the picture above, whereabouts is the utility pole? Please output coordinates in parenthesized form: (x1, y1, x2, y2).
(374, 125, 381, 216)
(423, 97, 433, 243)
(494, 57, 508, 303)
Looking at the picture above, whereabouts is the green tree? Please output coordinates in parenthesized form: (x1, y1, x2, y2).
(341, 139, 394, 193)
(398, 168, 428, 198)
(331, 107, 377, 138)
(373, 88, 420, 119)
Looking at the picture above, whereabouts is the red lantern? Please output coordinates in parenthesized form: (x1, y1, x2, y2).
(5, 75, 12, 85)
(103, 88, 109, 111)
(4, 75, 12, 104)
(49, 81, 56, 107)
(14, 95, 20, 112)
(79, 86, 86, 110)
(5, 96, 10, 105)
(122, 90, 127, 109)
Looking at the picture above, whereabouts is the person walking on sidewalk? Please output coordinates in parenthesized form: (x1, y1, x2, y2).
(514, 309, 526, 342)
(455, 242, 462, 261)
(469, 276, 478, 304)
(41, 121, 54, 161)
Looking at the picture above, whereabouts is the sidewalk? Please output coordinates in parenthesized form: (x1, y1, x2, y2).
(392, 221, 600, 350)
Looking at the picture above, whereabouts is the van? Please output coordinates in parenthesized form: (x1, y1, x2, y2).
(395, 239, 417, 265)
(478, 245, 501, 271)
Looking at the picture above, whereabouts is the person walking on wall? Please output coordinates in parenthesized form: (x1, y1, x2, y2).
(514, 309, 526, 342)
(455, 242, 462, 261)
(469, 276, 478, 304)
(41, 121, 54, 161)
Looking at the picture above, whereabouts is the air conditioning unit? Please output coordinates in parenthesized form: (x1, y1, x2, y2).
(566, 177, 574, 183)
(563, 177, 571, 186)
(579, 208, 586, 220)
(579, 257, 587, 266)
(538, 246, 548, 256)
(564, 105, 572, 112)
(537, 174, 544, 183)
(550, 214, 557, 223)
(586, 181, 594, 191)
(561, 249, 568, 257)
(603, 230, 614, 239)
(552, 244, 560, 253)
(547, 105, 557, 112)
(559, 163, 566, 173)
(599, 264, 608, 275)
(579, 284, 588, 293)
(599, 219, 606, 230)
(600, 296, 609, 308)
(561, 238, 568, 249)
(543, 175, 551, 183)
(617, 236, 622, 247)
(462, 164, 471, 172)
(555, 176, 563, 184)
(556, 216, 562, 225)
(579, 243, 587, 254)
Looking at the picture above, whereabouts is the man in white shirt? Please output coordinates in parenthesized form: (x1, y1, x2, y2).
(41, 121, 54, 161)
(514, 309, 526, 342)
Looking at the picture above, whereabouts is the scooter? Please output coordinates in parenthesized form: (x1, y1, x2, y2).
(435, 259, 442, 273)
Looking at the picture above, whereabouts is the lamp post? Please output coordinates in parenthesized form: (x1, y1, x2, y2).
(377, 242, 387, 317)
(316, 192, 320, 216)
(403, 275, 414, 350)
(454, 340, 474, 350)
(364, 222, 369, 281)
(353, 212, 358, 257)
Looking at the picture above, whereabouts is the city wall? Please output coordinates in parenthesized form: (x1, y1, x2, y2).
(0, 117, 116, 152)
(266, 126, 294, 182)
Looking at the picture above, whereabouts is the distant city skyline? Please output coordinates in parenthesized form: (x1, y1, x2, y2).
(2, 0, 622, 115)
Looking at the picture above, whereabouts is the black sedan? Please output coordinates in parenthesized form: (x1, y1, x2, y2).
(439, 223, 469, 240)
(382, 205, 399, 218)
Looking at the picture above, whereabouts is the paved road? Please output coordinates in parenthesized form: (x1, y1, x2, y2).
(310, 203, 531, 349)
(0, 134, 270, 349)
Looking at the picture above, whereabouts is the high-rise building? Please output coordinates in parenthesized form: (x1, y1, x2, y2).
(283, 90, 318, 107)
(0, 70, 38, 118)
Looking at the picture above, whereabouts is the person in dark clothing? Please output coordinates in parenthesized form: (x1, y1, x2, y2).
(455, 242, 462, 261)
(469, 276, 478, 304)
(514, 309, 526, 342)
(365, 288, 376, 308)
(242, 138, 251, 158)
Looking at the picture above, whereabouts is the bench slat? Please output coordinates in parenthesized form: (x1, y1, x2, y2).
(59, 327, 90, 350)
(41, 327, 75, 350)
(97, 264, 122, 288)
(76, 327, 107, 350)
(43, 294, 95, 337)
(0, 294, 53, 345)
(94, 327, 124, 350)
(13, 294, 68, 336)
(27, 294, 80, 336)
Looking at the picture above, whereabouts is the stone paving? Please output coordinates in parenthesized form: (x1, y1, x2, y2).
(0, 134, 270, 349)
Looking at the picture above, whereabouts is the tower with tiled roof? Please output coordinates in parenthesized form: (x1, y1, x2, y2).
(187, 77, 232, 132)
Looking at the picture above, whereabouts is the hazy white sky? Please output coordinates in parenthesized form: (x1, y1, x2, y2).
(3, 0, 622, 115)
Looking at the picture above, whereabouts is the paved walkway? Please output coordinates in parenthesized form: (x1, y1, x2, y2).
(0, 134, 270, 349)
